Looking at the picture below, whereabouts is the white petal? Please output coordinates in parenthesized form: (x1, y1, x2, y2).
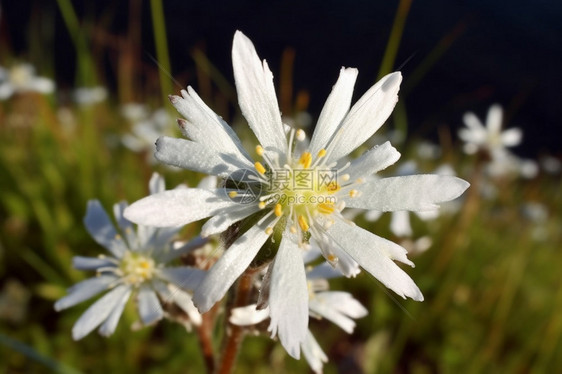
(501, 128, 522, 147)
(309, 67, 358, 155)
(124, 188, 238, 227)
(306, 262, 343, 280)
(309, 291, 367, 333)
(72, 284, 131, 340)
(193, 218, 276, 313)
(197, 175, 218, 189)
(301, 330, 328, 374)
(344, 141, 401, 180)
(364, 210, 382, 222)
(486, 104, 503, 134)
(149, 172, 166, 194)
(390, 211, 412, 237)
(137, 286, 163, 325)
(201, 204, 260, 237)
(155, 136, 250, 178)
(325, 72, 402, 163)
(268, 234, 309, 359)
(169, 87, 251, 161)
(72, 256, 117, 270)
(0, 83, 14, 99)
(230, 304, 270, 326)
(84, 200, 127, 258)
(98, 287, 131, 336)
(153, 280, 202, 325)
(326, 220, 423, 301)
(346, 175, 470, 212)
(232, 31, 287, 155)
(113, 201, 137, 247)
(54, 275, 116, 311)
(29, 77, 54, 93)
(157, 267, 206, 291)
(156, 236, 208, 263)
(462, 111, 485, 130)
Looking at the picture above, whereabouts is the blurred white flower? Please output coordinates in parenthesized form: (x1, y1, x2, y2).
(459, 104, 522, 156)
(55, 173, 206, 340)
(0, 63, 54, 99)
(73, 86, 108, 106)
(125, 31, 469, 356)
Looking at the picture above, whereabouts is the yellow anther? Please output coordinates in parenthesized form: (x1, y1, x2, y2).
(256, 145, 264, 156)
(290, 225, 297, 234)
(327, 254, 338, 262)
(265, 227, 273, 235)
(258, 201, 266, 209)
(115, 234, 122, 240)
(349, 189, 358, 198)
(139, 261, 150, 269)
(255, 162, 266, 174)
(228, 191, 238, 198)
(299, 152, 312, 169)
(296, 129, 306, 141)
(340, 173, 350, 181)
(317, 149, 327, 158)
(274, 203, 283, 217)
(298, 215, 309, 232)
(326, 181, 340, 193)
(317, 203, 335, 215)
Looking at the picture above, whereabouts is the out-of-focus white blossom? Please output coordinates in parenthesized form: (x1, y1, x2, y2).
(0, 63, 54, 99)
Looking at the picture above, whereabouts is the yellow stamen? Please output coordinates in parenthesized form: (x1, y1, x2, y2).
(317, 149, 327, 158)
(327, 254, 338, 262)
(296, 129, 306, 141)
(290, 225, 297, 234)
(299, 152, 312, 169)
(265, 227, 273, 235)
(256, 145, 264, 156)
(326, 181, 340, 193)
(349, 189, 358, 198)
(340, 173, 350, 181)
(139, 261, 150, 269)
(317, 203, 335, 215)
(255, 162, 266, 174)
(258, 201, 266, 209)
(298, 215, 309, 232)
(274, 203, 283, 217)
(228, 191, 238, 198)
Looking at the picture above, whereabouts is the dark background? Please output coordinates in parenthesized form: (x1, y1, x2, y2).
(3, 0, 561, 158)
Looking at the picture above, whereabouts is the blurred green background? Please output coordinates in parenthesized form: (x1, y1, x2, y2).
(1, 1, 561, 373)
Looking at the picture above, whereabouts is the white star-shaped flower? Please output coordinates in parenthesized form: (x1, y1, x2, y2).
(55, 173, 206, 340)
(0, 63, 54, 100)
(125, 31, 469, 355)
(458, 104, 522, 156)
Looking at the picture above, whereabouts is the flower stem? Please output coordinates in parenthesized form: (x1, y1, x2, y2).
(197, 311, 216, 374)
(215, 268, 257, 374)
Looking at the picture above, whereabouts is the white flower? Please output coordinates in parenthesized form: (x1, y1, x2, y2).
(458, 104, 522, 156)
(124, 31, 469, 354)
(55, 173, 206, 340)
(72, 86, 108, 106)
(230, 254, 367, 371)
(0, 63, 54, 99)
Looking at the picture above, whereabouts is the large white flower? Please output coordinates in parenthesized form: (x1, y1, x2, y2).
(125, 31, 469, 353)
(458, 104, 522, 156)
(55, 173, 206, 340)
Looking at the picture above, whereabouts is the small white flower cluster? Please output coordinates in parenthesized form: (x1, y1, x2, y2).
(0, 63, 55, 99)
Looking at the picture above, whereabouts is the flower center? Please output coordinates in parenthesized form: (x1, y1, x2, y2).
(120, 251, 155, 286)
(9, 65, 32, 87)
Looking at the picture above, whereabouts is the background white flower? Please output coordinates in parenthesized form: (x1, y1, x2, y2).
(55, 173, 206, 340)
(0, 63, 54, 100)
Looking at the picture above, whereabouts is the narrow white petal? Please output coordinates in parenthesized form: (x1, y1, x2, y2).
(169, 87, 251, 161)
(309, 297, 355, 333)
(72, 284, 131, 340)
(268, 234, 309, 359)
(157, 267, 206, 291)
(149, 172, 166, 194)
(156, 236, 208, 263)
(309, 67, 358, 155)
(0, 83, 15, 99)
(137, 286, 164, 325)
(201, 204, 260, 237)
(29, 77, 55, 93)
(301, 330, 328, 374)
(326, 220, 423, 301)
(84, 200, 127, 258)
(390, 211, 412, 237)
(72, 256, 117, 270)
(486, 104, 503, 134)
(193, 219, 276, 313)
(98, 287, 132, 336)
(113, 201, 137, 247)
(197, 175, 218, 189)
(230, 304, 270, 326)
(155, 136, 250, 178)
(124, 188, 238, 227)
(325, 72, 402, 163)
(306, 262, 344, 280)
(54, 275, 116, 311)
(462, 112, 485, 130)
(344, 141, 401, 180)
(232, 31, 287, 155)
(153, 280, 202, 326)
(501, 128, 523, 147)
(346, 175, 470, 212)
